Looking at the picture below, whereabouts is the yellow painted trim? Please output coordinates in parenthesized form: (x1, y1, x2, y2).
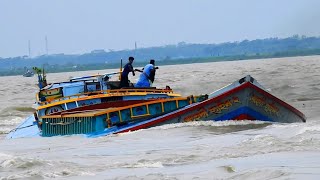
(168, 93, 182, 97)
(37, 92, 181, 110)
(146, 105, 150, 114)
(39, 88, 176, 105)
(44, 113, 96, 118)
(119, 111, 122, 122)
(36, 93, 40, 102)
(161, 102, 164, 112)
(130, 107, 133, 116)
(106, 113, 111, 128)
(43, 97, 188, 118)
(131, 114, 151, 119)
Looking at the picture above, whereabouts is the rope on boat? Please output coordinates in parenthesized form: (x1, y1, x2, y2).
(8, 124, 36, 133)
(49, 119, 79, 126)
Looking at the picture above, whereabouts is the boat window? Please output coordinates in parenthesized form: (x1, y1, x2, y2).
(85, 82, 101, 92)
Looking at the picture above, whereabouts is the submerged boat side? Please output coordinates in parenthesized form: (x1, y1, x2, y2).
(6, 115, 40, 138)
(40, 97, 193, 137)
(6, 75, 306, 139)
(111, 77, 306, 135)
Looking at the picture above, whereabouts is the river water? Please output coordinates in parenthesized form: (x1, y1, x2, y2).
(0, 56, 320, 179)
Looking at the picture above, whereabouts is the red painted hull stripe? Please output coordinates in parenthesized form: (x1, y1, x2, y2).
(117, 82, 305, 133)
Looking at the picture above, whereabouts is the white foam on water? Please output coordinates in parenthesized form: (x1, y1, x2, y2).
(123, 161, 164, 168)
(227, 169, 289, 180)
(150, 120, 270, 130)
(1, 56, 320, 179)
(0, 116, 24, 126)
(297, 123, 320, 135)
(0, 154, 96, 179)
(0, 117, 26, 135)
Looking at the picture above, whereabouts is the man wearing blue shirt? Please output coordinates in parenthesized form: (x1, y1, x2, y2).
(135, 59, 157, 88)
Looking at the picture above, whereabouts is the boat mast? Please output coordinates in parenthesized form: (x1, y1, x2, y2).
(119, 59, 122, 80)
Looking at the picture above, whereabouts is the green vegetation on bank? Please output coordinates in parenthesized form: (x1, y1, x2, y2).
(1, 48, 319, 76)
(0, 35, 320, 76)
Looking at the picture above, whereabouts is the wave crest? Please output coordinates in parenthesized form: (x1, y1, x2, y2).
(151, 120, 271, 130)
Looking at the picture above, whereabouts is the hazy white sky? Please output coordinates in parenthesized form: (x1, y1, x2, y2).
(1, 0, 320, 58)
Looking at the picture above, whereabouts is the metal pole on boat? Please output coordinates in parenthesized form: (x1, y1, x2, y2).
(119, 59, 122, 80)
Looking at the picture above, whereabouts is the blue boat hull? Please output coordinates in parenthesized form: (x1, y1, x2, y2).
(6, 115, 40, 138)
(6, 75, 306, 139)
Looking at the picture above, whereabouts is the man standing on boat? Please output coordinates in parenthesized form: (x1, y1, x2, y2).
(135, 59, 158, 88)
(120, 56, 135, 88)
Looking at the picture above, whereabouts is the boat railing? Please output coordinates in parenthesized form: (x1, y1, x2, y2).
(43, 97, 189, 118)
(41, 97, 192, 136)
(39, 88, 175, 105)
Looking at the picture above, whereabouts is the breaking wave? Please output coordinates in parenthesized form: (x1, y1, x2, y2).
(121, 160, 164, 168)
(0, 117, 24, 134)
(151, 120, 271, 132)
(0, 117, 24, 126)
(0, 154, 95, 179)
(227, 169, 289, 180)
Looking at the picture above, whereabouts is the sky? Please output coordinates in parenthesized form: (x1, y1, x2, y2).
(1, 0, 320, 58)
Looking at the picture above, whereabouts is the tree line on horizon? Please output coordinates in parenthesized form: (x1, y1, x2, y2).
(0, 35, 320, 76)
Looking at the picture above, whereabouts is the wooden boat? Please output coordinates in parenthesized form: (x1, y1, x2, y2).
(112, 75, 306, 136)
(7, 67, 185, 138)
(6, 72, 306, 138)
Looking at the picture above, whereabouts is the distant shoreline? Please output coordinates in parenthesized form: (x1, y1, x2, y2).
(1, 35, 320, 76)
(1, 52, 320, 77)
